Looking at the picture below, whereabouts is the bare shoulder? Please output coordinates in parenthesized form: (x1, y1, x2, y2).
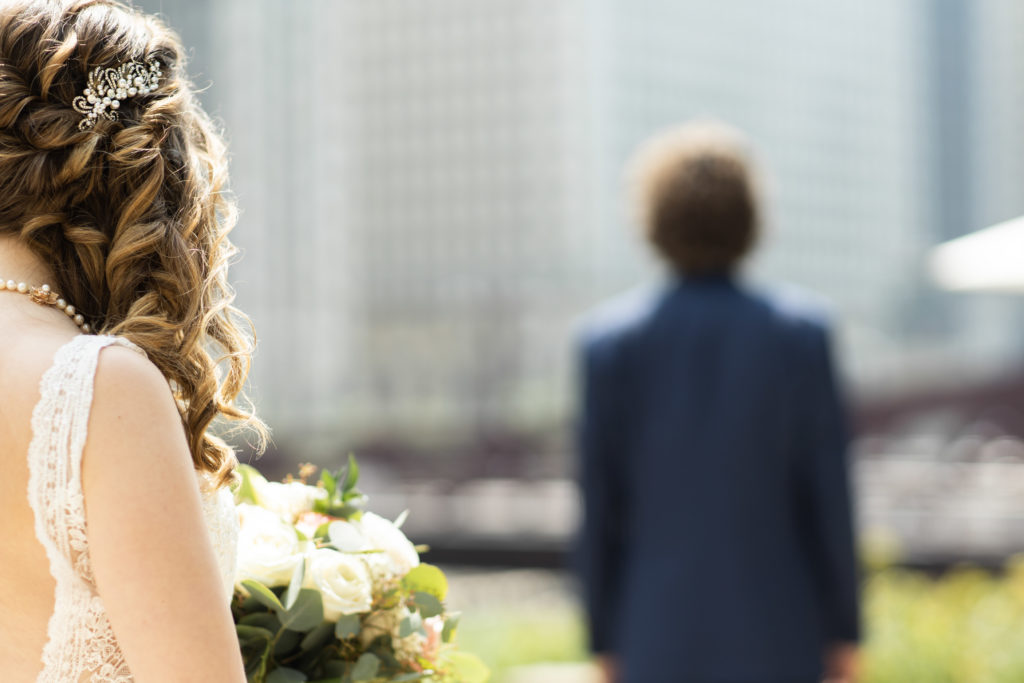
(86, 341, 194, 483)
(92, 342, 171, 408)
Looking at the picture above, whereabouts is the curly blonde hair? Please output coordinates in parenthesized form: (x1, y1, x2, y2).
(627, 120, 760, 275)
(0, 0, 266, 486)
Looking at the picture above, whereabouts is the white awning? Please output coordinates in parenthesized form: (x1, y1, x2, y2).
(929, 215, 1024, 293)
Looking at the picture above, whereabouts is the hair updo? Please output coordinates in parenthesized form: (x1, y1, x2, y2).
(0, 0, 266, 485)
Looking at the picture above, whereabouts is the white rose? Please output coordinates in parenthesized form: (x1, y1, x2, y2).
(236, 503, 303, 588)
(359, 512, 420, 578)
(255, 480, 327, 523)
(327, 519, 371, 553)
(303, 547, 373, 620)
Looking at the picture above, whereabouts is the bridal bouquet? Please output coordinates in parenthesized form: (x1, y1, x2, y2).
(231, 456, 488, 683)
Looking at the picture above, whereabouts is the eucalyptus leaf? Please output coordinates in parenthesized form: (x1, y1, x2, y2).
(391, 674, 432, 682)
(323, 659, 347, 677)
(350, 652, 380, 682)
(243, 657, 264, 680)
(372, 648, 401, 670)
(341, 454, 360, 493)
(241, 580, 285, 613)
(273, 628, 302, 657)
(334, 613, 361, 639)
(284, 557, 307, 610)
(320, 468, 337, 498)
(326, 504, 363, 519)
(280, 588, 324, 632)
(398, 612, 423, 638)
(441, 612, 460, 643)
(401, 564, 448, 601)
(412, 591, 444, 619)
(237, 625, 273, 682)
(300, 621, 334, 652)
(235, 624, 274, 643)
(240, 593, 264, 612)
(239, 612, 282, 632)
(265, 666, 308, 683)
(235, 464, 265, 505)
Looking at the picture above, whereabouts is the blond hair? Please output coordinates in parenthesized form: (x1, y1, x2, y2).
(627, 120, 760, 274)
(0, 0, 266, 485)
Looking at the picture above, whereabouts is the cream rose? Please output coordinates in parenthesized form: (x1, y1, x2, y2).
(303, 547, 373, 620)
(255, 480, 327, 523)
(236, 503, 303, 588)
(359, 512, 420, 578)
(327, 519, 371, 553)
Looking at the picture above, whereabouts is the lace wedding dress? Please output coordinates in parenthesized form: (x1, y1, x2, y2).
(25, 335, 239, 682)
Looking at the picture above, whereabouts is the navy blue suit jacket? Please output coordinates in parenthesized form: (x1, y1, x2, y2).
(575, 275, 860, 683)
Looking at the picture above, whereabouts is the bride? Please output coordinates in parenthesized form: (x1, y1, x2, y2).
(0, 1, 265, 680)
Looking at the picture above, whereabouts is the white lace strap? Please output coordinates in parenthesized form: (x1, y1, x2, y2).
(27, 334, 146, 581)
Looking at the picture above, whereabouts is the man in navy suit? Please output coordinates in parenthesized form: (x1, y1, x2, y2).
(576, 122, 860, 683)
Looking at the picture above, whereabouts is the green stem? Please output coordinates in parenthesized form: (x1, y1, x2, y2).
(256, 627, 285, 683)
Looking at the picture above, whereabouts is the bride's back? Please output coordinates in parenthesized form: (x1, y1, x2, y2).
(0, 315, 78, 681)
(0, 1, 265, 679)
(0, 300, 248, 682)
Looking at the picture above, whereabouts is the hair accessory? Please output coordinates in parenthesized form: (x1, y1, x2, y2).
(72, 59, 162, 131)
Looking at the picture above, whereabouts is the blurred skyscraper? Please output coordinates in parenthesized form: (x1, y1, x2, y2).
(137, 0, 1024, 469)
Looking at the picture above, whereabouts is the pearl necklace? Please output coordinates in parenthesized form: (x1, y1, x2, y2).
(1, 278, 92, 333)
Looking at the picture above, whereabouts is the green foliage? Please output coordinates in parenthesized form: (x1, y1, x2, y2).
(334, 614, 362, 640)
(441, 614, 460, 644)
(265, 666, 307, 683)
(860, 560, 1024, 682)
(243, 580, 285, 613)
(342, 454, 360, 496)
(402, 564, 448, 601)
(241, 612, 282, 632)
(319, 468, 337, 499)
(454, 558, 1024, 682)
(439, 652, 490, 683)
(351, 653, 381, 681)
(455, 604, 586, 677)
(412, 592, 444, 619)
(399, 612, 423, 638)
(300, 622, 334, 652)
(278, 589, 325, 633)
(313, 454, 368, 520)
(235, 464, 265, 505)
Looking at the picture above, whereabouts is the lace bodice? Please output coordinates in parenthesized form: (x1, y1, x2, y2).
(26, 335, 239, 683)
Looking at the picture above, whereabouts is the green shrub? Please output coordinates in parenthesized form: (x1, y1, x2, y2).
(457, 557, 1024, 682)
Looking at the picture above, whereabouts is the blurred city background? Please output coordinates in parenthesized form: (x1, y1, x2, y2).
(140, 0, 1024, 680)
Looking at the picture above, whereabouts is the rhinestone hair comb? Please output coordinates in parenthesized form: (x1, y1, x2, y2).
(71, 59, 163, 131)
